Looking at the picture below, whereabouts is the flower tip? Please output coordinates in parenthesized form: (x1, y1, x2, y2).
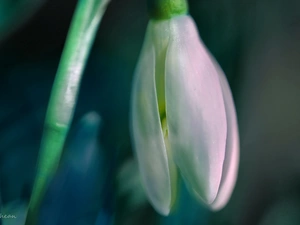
(210, 202, 225, 212)
(146, 188, 172, 216)
(209, 195, 231, 211)
(209, 151, 239, 211)
(189, 185, 217, 206)
(151, 203, 171, 216)
(158, 205, 171, 216)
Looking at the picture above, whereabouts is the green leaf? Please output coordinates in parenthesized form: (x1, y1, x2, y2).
(24, 0, 110, 224)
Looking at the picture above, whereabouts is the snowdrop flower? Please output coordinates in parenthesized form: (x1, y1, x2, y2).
(131, 0, 239, 215)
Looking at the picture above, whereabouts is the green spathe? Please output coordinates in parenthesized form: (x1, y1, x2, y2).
(148, 0, 188, 20)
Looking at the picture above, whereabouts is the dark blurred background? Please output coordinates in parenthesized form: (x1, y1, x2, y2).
(1, 0, 300, 224)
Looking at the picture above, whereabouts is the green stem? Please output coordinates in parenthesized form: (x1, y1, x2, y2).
(25, 0, 110, 224)
(147, 0, 188, 20)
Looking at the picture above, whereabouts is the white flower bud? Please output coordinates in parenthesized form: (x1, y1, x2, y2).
(131, 14, 239, 215)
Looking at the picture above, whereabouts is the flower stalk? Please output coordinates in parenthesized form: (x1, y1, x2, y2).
(25, 0, 110, 224)
(147, 0, 188, 20)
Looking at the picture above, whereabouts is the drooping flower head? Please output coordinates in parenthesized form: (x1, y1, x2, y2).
(131, 0, 239, 215)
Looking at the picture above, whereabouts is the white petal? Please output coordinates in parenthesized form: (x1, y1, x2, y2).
(130, 25, 176, 215)
(210, 65, 239, 210)
(150, 19, 171, 115)
(165, 15, 227, 204)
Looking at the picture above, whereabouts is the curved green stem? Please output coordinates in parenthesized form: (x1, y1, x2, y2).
(25, 0, 110, 224)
